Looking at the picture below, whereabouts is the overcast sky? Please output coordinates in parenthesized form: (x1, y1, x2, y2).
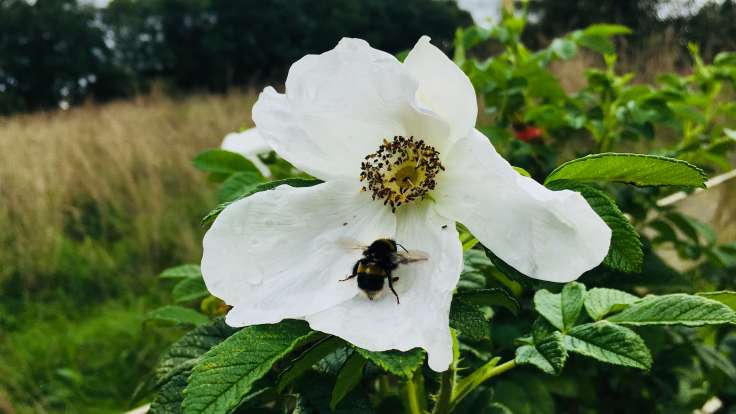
(78, 0, 725, 22)
(79, 0, 110, 6)
(456, 0, 502, 28)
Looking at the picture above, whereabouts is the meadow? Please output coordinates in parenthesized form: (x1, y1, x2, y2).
(0, 90, 256, 413)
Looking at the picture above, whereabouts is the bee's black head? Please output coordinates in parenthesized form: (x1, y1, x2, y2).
(365, 238, 397, 257)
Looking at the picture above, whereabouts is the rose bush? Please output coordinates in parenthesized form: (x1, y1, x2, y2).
(141, 8, 736, 414)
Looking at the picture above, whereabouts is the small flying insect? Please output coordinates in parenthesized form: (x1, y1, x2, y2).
(338, 238, 427, 304)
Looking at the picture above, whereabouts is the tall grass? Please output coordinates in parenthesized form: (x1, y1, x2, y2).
(0, 89, 257, 413)
(0, 89, 256, 298)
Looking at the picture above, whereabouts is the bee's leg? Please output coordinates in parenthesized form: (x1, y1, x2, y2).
(339, 262, 360, 282)
(387, 274, 400, 304)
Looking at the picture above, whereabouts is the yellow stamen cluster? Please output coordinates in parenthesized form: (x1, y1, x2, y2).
(360, 135, 444, 212)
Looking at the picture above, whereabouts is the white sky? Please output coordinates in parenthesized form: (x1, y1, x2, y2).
(454, 0, 725, 27)
(79, 0, 110, 6)
(656, 0, 727, 18)
(456, 0, 502, 28)
(70, 0, 730, 21)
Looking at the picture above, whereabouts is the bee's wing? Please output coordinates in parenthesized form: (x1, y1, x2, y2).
(396, 250, 429, 264)
(335, 237, 367, 252)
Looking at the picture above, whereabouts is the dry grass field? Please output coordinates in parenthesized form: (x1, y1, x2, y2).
(0, 89, 257, 290)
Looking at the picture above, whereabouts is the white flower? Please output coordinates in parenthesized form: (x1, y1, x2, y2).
(202, 37, 611, 371)
(221, 128, 272, 177)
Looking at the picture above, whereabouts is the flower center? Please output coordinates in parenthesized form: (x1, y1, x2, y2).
(360, 135, 444, 212)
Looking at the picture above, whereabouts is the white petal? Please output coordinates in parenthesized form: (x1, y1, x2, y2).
(404, 36, 478, 144)
(306, 202, 462, 372)
(221, 128, 271, 156)
(221, 128, 272, 177)
(202, 180, 395, 326)
(434, 130, 611, 283)
(252, 38, 448, 181)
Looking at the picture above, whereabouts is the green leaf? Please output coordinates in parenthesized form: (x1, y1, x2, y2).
(563, 321, 652, 370)
(202, 178, 322, 225)
(147, 321, 246, 414)
(156, 318, 237, 383)
(549, 38, 577, 60)
(183, 320, 317, 414)
(665, 212, 700, 243)
(486, 403, 514, 414)
(574, 33, 615, 54)
(292, 374, 373, 414)
(696, 291, 736, 311)
(450, 300, 491, 340)
(219, 170, 265, 203)
(354, 347, 425, 378)
(454, 288, 520, 315)
(569, 24, 630, 55)
(570, 25, 629, 55)
(724, 128, 736, 140)
(192, 149, 258, 175)
(584, 288, 639, 321)
(315, 347, 353, 377)
(330, 351, 367, 410)
(708, 246, 736, 268)
(484, 248, 535, 289)
(695, 344, 736, 383)
(149, 372, 188, 414)
(516, 319, 568, 375)
(715, 52, 736, 66)
(534, 290, 563, 331)
(512, 166, 532, 177)
(172, 277, 209, 303)
(459, 249, 523, 297)
(248, 177, 323, 193)
(533, 282, 586, 332)
(160, 264, 201, 280)
(458, 249, 490, 290)
(649, 219, 679, 243)
(544, 153, 707, 188)
(666, 212, 715, 246)
(493, 375, 554, 414)
(147, 305, 209, 327)
(546, 181, 643, 272)
(607, 294, 736, 326)
(458, 222, 480, 251)
(581, 24, 632, 37)
(561, 283, 586, 330)
(278, 336, 346, 392)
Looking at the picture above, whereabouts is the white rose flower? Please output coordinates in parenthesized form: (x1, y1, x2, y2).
(202, 36, 611, 371)
(221, 128, 273, 177)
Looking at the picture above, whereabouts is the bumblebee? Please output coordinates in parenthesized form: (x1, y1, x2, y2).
(339, 238, 427, 304)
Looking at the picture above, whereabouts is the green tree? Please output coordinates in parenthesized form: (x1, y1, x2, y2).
(0, 0, 131, 113)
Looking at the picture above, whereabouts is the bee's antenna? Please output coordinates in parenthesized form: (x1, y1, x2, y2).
(395, 242, 409, 253)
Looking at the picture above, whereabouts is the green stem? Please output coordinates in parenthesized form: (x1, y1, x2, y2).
(432, 330, 518, 414)
(449, 359, 517, 412)
(431, 331, 459, 414)
(432, 366, 455, 414)
(401, 370, 428, 414)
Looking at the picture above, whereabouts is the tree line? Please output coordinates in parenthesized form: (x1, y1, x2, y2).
(0, 0, 470, 114)
(1, 0, 734, 115)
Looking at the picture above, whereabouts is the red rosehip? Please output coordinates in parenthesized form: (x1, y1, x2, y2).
(513, 126, 543, 142)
